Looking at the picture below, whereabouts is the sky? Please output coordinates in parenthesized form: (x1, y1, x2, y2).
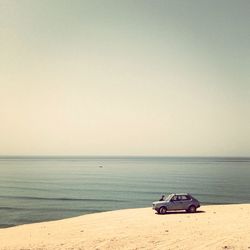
(0, 0, 249, 156)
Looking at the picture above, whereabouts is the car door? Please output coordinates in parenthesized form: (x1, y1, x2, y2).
(175, 195, 187, 210)
(178, 195, 191, 210)
(168, 195, 180, 210)
(170, 195, 188, 210)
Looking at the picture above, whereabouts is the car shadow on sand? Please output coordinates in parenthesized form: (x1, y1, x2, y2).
(155, 210, 205, 215)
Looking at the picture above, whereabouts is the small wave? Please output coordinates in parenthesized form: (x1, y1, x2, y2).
(0, 195, 126, 203)
(0, 206, 104, 213)
(0, 206, 26, 211)
(195, 193, 250, 200)
(0, 186, 51, 192)
(200, 201, 247, 205)
(0, 224, 17, 228)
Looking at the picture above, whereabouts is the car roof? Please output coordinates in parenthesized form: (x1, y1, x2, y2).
(172, 193, 190, 196)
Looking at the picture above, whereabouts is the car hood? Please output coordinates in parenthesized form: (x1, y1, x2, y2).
(152, 200, 169, 206)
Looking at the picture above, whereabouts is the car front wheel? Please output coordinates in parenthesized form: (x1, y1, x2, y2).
(159, 206, 167, 214)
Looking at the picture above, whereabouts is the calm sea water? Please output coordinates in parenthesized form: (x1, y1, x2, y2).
(0, 156, 249, 228)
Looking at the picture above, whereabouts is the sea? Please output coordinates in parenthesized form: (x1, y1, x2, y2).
(0, 156, 249, 228)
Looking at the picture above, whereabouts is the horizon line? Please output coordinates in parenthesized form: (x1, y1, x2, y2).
(0, 155, 249, 159)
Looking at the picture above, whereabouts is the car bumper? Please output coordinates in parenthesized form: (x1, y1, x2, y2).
(152, 204, 158, 210)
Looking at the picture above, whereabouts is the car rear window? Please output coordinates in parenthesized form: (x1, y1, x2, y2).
(180, 195, 191, 200)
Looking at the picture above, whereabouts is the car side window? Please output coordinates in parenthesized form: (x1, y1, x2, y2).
(171, 195, 177, 201)
(181, 195, 188, 200)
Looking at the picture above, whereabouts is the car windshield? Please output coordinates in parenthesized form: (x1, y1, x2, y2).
(164, 195, 172, 201)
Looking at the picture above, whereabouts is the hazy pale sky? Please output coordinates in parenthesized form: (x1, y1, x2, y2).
(0, 0, 249, 156)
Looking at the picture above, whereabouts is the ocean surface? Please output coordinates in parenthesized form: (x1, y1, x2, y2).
(0, 156, 250, 228)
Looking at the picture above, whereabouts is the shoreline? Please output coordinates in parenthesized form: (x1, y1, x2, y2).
(1, 204, 250, 250)
(0, 202, 246, 229)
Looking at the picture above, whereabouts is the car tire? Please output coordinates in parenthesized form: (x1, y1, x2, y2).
(187, 205, 196, 213)
(159, 206, 167, 214)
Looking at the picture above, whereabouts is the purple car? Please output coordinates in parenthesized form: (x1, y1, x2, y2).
(152, 193, 201, 214)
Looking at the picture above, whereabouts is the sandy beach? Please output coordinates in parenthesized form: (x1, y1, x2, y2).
(0, 204, 250, 250)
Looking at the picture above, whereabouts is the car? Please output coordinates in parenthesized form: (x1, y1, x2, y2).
(152, 193, 200, 214)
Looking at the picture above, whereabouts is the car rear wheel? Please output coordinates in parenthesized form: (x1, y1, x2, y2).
(187, 205, 196, 213)
(159, 206, 167, 214)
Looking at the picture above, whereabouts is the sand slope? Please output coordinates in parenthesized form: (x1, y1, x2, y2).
(0, 204, 250, 250)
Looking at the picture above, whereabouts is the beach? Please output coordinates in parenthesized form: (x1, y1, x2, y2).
(0, 204, 250, 250)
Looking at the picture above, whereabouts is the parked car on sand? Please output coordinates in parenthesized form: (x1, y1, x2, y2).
(152, 193, 200, 214)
